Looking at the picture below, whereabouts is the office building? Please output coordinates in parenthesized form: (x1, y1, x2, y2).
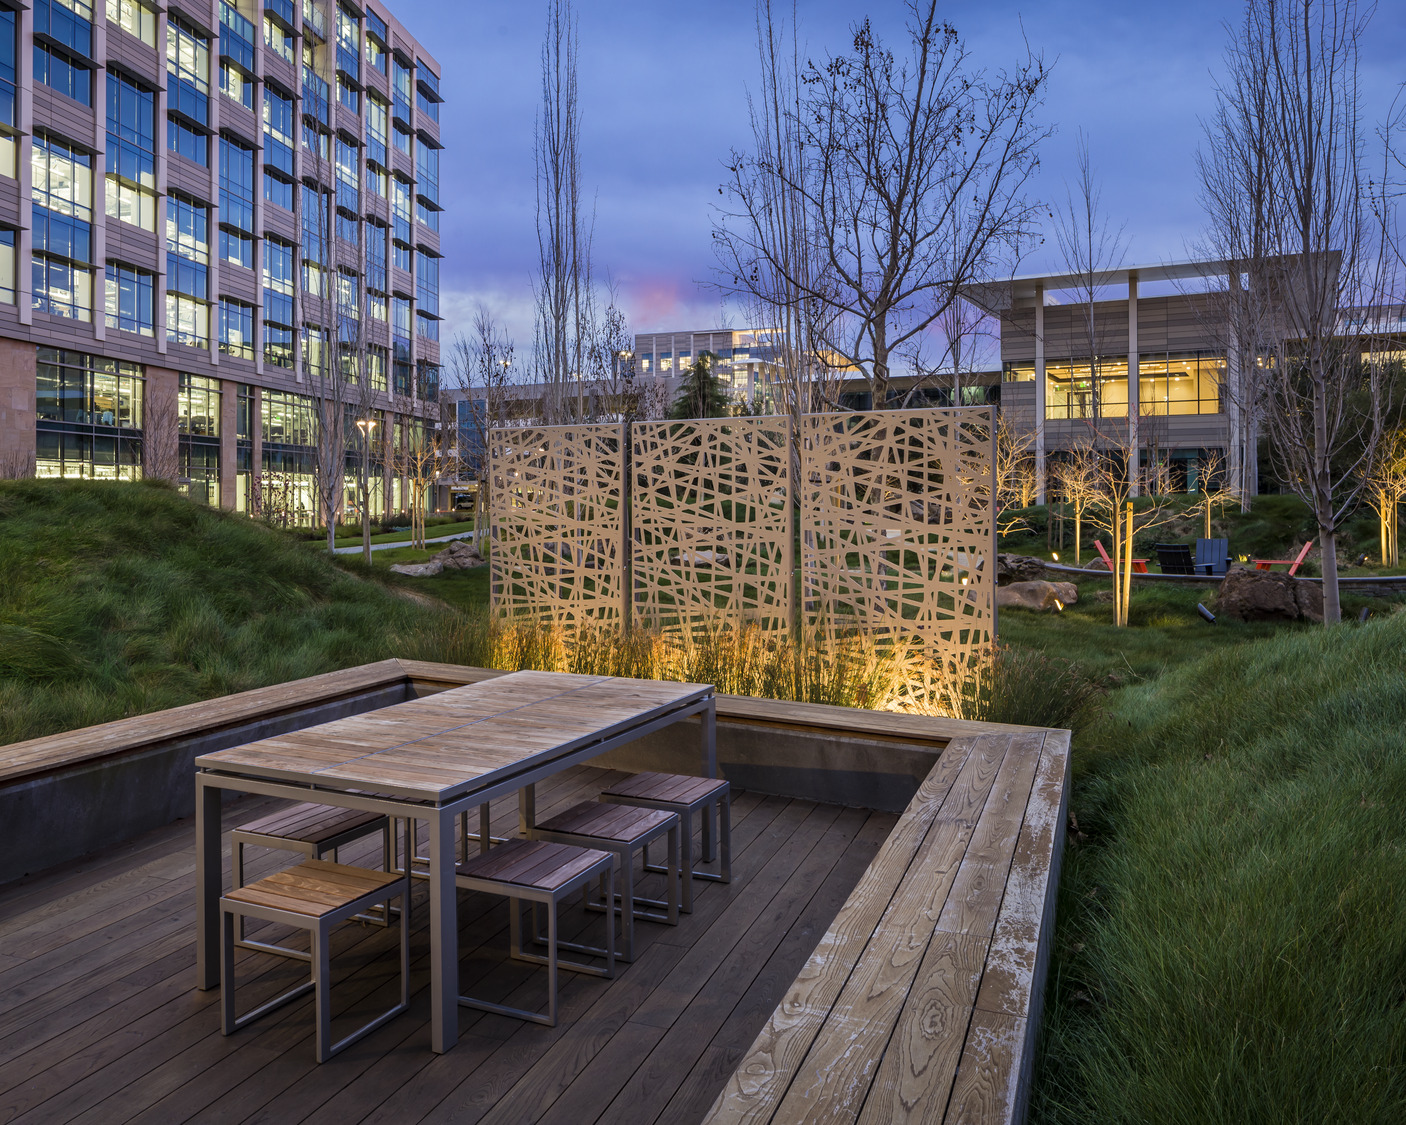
(0, 0, 443, 521)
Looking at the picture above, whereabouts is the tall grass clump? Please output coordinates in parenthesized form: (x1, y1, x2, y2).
(954, 644, 1104, 734)
(1033, 610, 1406, 1124)
(0, 479, 452, 744)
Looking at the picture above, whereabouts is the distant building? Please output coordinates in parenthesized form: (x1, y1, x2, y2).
(633, 328, 782, 406)
(0, 0, 444, 523)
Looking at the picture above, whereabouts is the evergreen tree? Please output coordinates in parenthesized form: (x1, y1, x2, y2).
(669, 351, 731, 419)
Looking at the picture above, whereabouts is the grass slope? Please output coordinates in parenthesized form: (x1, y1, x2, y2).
(0, 478, 460, 744)
(1033, 609, 1406, 1124)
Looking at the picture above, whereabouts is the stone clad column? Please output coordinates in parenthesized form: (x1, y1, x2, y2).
(143, 366, 181, 482)
(1034, 283, 1047, 504)
(219, 379, 238, 509)
(0, 339, 36, 477)
(1128, 272, 1140, 496)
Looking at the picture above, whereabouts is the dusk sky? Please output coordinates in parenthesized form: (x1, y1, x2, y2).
(394, 0, 1406, 363)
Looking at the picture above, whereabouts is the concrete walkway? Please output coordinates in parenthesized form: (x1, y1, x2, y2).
(331, 530, 479, 555)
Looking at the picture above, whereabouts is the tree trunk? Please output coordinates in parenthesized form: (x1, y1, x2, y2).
(1319, 521, 1341, 625)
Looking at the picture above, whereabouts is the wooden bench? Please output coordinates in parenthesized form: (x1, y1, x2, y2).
(703, 727, 1071, 1125)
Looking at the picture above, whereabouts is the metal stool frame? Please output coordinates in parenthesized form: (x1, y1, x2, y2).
(231, 807, 395, 958)
(600, 777, 732, 914)
(220, 861, 410, 1063)
(455, 841, 616, 1027)
(528, 807, 680, 962)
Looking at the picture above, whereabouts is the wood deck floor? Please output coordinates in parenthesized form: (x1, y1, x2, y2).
(0, 765, 895, 1125)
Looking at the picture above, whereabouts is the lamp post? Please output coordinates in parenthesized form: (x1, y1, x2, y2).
(355, 417, 378, 566)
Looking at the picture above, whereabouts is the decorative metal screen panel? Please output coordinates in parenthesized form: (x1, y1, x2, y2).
(489, 425, 625, 625)
(631, 418, 792, 637)
(799, 408, 995, 708)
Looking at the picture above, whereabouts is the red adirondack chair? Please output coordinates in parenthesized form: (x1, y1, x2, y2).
(1094, 539, 1149, 574)
(1253, 541, 1313, 576)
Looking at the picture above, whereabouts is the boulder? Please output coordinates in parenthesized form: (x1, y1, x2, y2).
(1084, 556, 1110, 571)
(1215, 565, 1323, 623)
(1050, 581, 1079, 605)
(433, 538, 485, 570)
(996, 580, 1074, 612)
(995, 553, 1046, 585)
(389, 560, 443, 577)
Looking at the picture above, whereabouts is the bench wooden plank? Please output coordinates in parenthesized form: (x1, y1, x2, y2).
(767, 736, 1011, 1123)
(699, 734, 981, 1125)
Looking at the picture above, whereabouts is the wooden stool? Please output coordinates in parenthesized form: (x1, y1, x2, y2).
(221, 859, 410, 1062)
(455, 839, 616, 1027)
(231, 802, 395, 956)
(599, 772, 732, 914)
(527, 802, 679, 962)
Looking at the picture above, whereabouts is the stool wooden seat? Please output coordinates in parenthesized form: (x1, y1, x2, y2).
(221, 859, 410, 1062)
(527, 802, 680, 962)
(231, 802, 395, 956)
(599, 772, 732, 914)
(455, 839, 616, 1027)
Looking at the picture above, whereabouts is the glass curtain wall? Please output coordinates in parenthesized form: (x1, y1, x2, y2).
(35, 348, 144, 479)
(178, 373, 220, 505)
(260, 388, 317, 523)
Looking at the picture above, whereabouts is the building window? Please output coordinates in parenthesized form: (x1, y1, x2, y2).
(106, 72, 157, 230)
(416, 64, 441, 124)
(416, 313, 438, 342)
(391, 176, 411, 271)
(365, 11, 388, 74)
(415, 141, 439, 208)
(302, 41, 330, 127)
(0, 229, 15, 303)
(365, 220, 387, 293)
(392, 296, 411, 362)
(393, 56, 412, 123)
(301, 324, 328, 379)
(219, 298, 255, 359)
(167, 17, 210, 164)
(261, 388, 315, 445)
(104, 262, 154, 335)
(262, 86, 294, 175)
(336, 75, 359, 113)
(392, 122, 412, 156)
(219, 2, 255, 70)
(335, 136, 358, 214)
(366, 346, 387, 392)
(263, 237, 296, 367)
(219, 136, 255, 227)
(179, 435, 221, 505)
(108, 0, 156, 47)
(32, 135, 93, 321)
(366, 91, 388, 167)
(36, 350, 145, 480)
(1138, 353, 1225, 416)
(264, 15, 294, 64)
(264, 168, 293, 211)
(170, 121, 207, 166)
(179, 373, 220, 436)
(336, 4, 360, 79)
(415, 252, 439, 318)
(219, 229, 253, 269)
(34, 44, 92, 107)
(220, 61, 254, 110)
(0, 9, 16, 177)
(166, 193, 209, 347)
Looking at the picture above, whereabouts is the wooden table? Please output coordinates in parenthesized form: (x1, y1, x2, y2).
(194, 670, 715, 1053)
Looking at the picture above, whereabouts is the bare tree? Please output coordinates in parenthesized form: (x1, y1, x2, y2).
(994, 408, 1036, 508)
(1202, 0, 1393, 624)
(718, 3, 1048, 409)
(1191, 447, 1241, 540)
(1051, 131, 1129, 426)
(1051, 437, 1102, 564)
(534, 0, 594, 424)
(1365, 424, 1406, 565)
(715, 0, 844, 437)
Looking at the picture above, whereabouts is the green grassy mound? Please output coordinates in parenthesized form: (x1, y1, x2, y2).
(1033, 609, 1406, 1124)
(0, 478, 465, 745)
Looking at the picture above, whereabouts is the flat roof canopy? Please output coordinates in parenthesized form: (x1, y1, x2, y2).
(961, 258, 1236, 311)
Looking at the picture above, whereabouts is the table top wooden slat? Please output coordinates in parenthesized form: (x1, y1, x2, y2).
(195, 671, 713, 802)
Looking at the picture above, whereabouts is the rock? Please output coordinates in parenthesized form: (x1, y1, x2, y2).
(670, 548, 731, 568)
(1084, 556, 1110, 571)
(996, 580, 1073, 612)
(389, 560, 443, 577)
(995, 553, 1046, 585)
(1050, 581, 1079, 605)
(1214, 565, 1323, 623)
(433, 538, 485, 569)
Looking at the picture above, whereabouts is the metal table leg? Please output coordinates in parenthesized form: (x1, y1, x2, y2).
(428, 808, 458, 1052)
(196, 774, 224, 990)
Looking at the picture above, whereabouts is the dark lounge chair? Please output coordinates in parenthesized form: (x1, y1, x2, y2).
(1195, 537, 1231, 576)
(1154, 543, 1198, 575)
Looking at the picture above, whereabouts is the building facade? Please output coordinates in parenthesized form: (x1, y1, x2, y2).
(968, 262, 1235, 502)
(633, 328, 781, 407)
(0, 0, 443, 522)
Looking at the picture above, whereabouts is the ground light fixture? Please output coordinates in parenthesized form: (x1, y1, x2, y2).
(1197, 603, 1216, 623)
